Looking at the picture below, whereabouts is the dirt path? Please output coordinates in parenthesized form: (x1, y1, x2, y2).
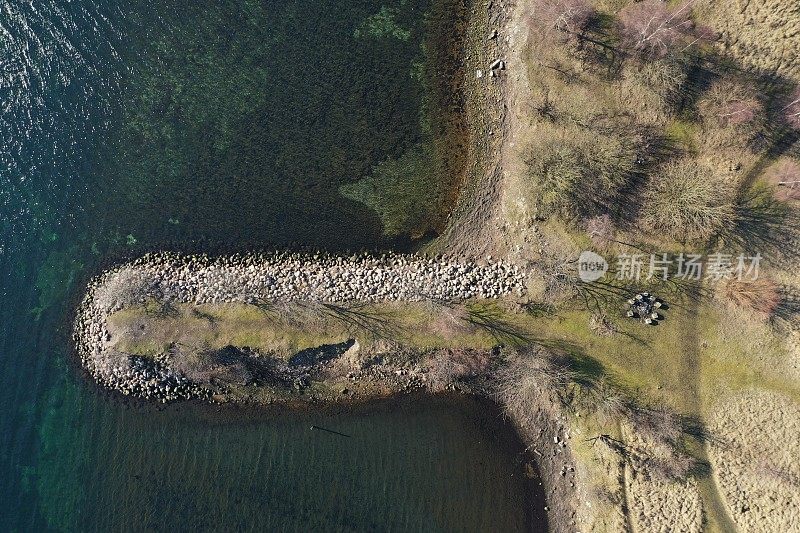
(681, 299, 738, 531)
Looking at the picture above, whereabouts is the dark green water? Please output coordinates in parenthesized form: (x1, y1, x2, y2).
(0, 1, 542, 530)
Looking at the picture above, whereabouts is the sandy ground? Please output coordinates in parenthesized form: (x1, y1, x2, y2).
(708, 389, 800, 532)
(622, 427, 704, 533)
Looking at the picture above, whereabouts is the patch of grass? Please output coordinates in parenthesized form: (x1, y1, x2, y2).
(665, 119, 698, 152)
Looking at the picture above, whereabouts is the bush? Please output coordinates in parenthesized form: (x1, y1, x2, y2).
(767, 159, 800, 201)
(698, 79, 765, 130)
(428, 349, 491, 392)
(717, 277, 781, 316)
(529, 131, 637, 220)
(783, 85, 800, 130)
(622, 57, 688, 111)
(495, 349, 574, 423)
(589, 314, 617, 336)
(585, 214, 617, 248)
(641, 160, 734, 242)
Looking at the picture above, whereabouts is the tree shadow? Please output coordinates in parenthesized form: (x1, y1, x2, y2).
(318, 302, 405, 341)
(147, 300, 180, 319)
(716, 185, 800, 262)
(775, 286, 800, 323)
(465, 305, 535, 347)
(676, 56, 720, 116)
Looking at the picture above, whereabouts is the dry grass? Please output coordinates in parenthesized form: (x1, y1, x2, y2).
(696, 0, 800, 82)
(424, 300, 476, 339)
(622, 426, 704, 533)
(708, 390, 800, 532)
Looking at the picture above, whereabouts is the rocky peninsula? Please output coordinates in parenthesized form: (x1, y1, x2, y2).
(74, 251, 527, 403)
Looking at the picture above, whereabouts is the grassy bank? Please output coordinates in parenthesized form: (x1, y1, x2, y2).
(107, 295, 800, 410)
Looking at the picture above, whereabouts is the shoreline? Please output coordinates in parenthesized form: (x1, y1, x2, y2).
(442, 1, 585, 531)
(73, 251, 525, 401)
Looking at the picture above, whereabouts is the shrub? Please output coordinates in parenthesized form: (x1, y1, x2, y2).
(622, 57, 688, 111)
(495, 349, 574, 423)
(534, 240, 583, 304)
(699, 79, 765, 129)
(628, 404, 684, 448)
(585, 214, 617, 248)
(641, 160, 734, 242)
(717, 277, 781, 316)
(640, 449, 700, 481)
(589, 314, 617, 336)
(529, 132, 636, 220)
(428, 349, 491, 392)
(767, 159, 800, 201)
(783, 85, 800, 130)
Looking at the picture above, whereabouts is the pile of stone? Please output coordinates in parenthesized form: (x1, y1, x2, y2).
(625, 293, 664, 325)
(74, 251, 527, 402)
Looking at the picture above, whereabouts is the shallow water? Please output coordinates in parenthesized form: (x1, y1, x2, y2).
(0, 0, 543, 530)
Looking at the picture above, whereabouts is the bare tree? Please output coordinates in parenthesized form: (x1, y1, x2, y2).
(699, 79, 764, 129)
(618, 0, 709, 58)
(641, 159, 735, 242)
(495, 349, 575, 425)
(782, 85, 800, 129)
(535, 0, 595, 34)
(769, 159, 800, 201)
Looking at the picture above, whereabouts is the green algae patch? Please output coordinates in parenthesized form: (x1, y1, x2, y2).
(354, 6, 412, 41)
(93, 0, 468, 248)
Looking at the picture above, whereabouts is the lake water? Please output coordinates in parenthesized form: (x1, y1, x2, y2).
(0, 1, 543, 530)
